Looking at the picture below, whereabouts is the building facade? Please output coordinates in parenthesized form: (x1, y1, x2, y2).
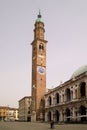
(19, 96, 32, 121)
(7, 107, 19, 121)
(0, 106, 7, 121)
(31, 11, 47, 121)
(45, 65, 87, 123)
(0, 106, 18, 121)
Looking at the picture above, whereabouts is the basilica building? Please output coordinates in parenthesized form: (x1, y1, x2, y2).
(45, 65, 87, 123)
(30, 11, 87, 123)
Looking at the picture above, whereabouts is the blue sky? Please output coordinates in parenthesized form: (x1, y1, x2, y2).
(0, 0, 87, 108)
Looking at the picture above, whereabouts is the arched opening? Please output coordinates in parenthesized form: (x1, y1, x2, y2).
(55, 93, 59, 104)
(39, 43, 44, 50)
(27, 116, 31, 122)
(71, 91, 73, 100)
(66, 88, 71, 101)
(48, 111, 51, 121)
(55, 110, 59, 122)
(49, 96, 52, 106)
(65, 108, 70, 122)
(80, 82, 86, 97)
(79, 106, 86, 122)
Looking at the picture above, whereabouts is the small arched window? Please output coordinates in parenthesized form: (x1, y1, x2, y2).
(39, 43, 44, 50)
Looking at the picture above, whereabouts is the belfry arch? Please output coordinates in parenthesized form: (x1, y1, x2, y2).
(39, 43, 44, 50)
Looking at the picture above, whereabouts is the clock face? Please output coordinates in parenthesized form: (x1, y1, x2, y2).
(37, 66, 45, 74)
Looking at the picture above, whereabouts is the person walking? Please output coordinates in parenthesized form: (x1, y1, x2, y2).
(50, 120, 54, 129)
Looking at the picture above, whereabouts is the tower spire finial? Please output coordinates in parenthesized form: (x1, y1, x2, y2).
(39, 9, 41, 14)
(36, 9, 43, 23)
(38, 9, 41, 18)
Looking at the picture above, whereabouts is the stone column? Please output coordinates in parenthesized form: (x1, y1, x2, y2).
(64, 89, 66, 102)
(51, 110, 53, 120)
(72, 107, 76, 122)
(71, 90, 73, 100)
(86, 83, 87, 97)
(63, 110, 66, 122)
(59, 95, 61, 103)
(77, 86, 80, 99)
(61, 94, 63, 103)
(31, 111, 36, 122)
(52, 96, 53, 105)
(77, 109, 80, 122)
(60, 110, 63, 122)
(53, 110, 55, 121)
(73, 88, 76, 99)
(53, 97, 56, 105)
(45, 98, 47, 107)
(45, 111, 48, 122)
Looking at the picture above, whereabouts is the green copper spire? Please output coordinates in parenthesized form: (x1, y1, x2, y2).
(36, 10, 44, 23)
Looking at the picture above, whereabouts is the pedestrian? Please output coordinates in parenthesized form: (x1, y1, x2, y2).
(50, 120, 54, 129)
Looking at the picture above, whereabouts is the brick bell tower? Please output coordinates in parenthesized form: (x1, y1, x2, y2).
(31, 11, 47, 121)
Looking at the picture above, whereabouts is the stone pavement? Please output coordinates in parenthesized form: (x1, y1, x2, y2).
(0, 121, 87, 130)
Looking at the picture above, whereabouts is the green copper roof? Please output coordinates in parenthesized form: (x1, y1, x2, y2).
(71, 64, 87, 78)
(36, 10, 44, 23)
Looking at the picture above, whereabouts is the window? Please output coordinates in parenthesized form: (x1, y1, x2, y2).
(28, 111, 30, 114)
(39, 43, 44, 50)
(33, 46, 36, 51)
(48, 96, 52, 106)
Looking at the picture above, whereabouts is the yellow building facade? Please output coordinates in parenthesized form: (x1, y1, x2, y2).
(0, 106, 7, 120)
(0, 106, 18, 121)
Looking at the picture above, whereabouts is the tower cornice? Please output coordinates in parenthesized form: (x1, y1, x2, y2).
(31, 39, 48, 45)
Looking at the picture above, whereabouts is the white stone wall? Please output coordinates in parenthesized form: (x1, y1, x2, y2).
(19, 96, 31, 121)
(45, 74, 87, 123)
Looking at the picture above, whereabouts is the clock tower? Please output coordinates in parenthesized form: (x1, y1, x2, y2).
(31, 11, 47, 121)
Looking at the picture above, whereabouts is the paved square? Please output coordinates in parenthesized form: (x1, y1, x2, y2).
(0, 122, 87, 130)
